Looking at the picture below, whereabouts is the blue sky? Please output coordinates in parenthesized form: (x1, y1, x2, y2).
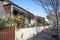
(10, 0, 47, 20)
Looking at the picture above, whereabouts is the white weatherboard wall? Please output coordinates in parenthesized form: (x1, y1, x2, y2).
(15, 26, 52, 40)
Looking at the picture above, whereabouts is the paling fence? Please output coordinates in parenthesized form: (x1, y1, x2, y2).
(0, 27, 15, 40)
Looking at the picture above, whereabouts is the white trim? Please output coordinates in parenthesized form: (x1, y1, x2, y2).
(11, 5, 13, 13)
(13, 6, 28, 13)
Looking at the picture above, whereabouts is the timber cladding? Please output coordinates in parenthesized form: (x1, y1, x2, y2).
(0, 27, 15, 40)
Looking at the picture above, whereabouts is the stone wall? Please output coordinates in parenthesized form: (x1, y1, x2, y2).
(4, 4, 11, 19)
(0, 1, 6, 19)
(0, 1, 11, 19)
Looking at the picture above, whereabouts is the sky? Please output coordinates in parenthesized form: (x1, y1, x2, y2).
(10, 0, 48, 21)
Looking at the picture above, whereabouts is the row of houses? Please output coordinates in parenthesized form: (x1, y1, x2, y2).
(0, 0, 46, 27)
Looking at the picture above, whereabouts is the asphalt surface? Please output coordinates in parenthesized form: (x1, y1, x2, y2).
(28, 27, 59, 40)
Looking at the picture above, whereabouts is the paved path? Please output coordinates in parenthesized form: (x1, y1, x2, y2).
(28, 27, 57, 40)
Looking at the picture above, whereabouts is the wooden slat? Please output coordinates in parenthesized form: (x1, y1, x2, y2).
(0, 27, 15, 40)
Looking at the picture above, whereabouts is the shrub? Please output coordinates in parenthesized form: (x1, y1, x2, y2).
(13, 15, 25, 29)
(0, 18, 12, 30)
(0, 19, 5, 30)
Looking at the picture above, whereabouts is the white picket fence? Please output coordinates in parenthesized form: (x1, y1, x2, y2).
(15, 26, 52, 40)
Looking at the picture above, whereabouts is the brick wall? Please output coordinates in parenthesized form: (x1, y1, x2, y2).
(0, 27, 15, 40)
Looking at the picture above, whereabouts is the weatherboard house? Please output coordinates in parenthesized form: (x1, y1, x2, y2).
(0, 0, 37, 27)
(0, 0, 45, 27)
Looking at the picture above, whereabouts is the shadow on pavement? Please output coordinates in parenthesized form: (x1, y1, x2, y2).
(28, 26, 59, 40)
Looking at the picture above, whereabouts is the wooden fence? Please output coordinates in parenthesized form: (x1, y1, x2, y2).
(0, 27, 15, 40)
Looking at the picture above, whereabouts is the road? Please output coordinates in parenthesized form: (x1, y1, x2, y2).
(28, 27, 58, 40)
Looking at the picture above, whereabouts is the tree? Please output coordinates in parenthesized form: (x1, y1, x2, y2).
(45, 21, 50, 26)
(32, 0, 60, 40)
(36, 16, 45, 26)
(36, 16, 42, 24)
(46, 10, 56, 26)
